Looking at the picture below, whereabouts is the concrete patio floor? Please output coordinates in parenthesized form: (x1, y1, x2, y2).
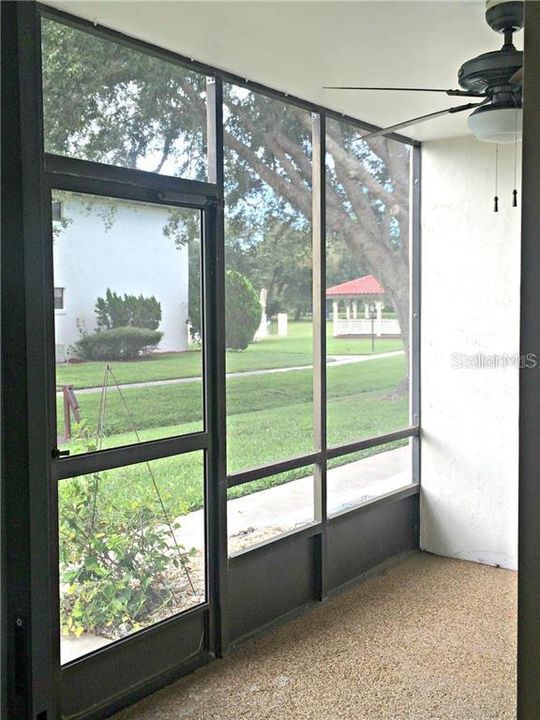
(114, 553, 517, 720)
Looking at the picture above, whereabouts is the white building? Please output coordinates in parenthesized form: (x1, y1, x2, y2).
(53, 193, 190, 361)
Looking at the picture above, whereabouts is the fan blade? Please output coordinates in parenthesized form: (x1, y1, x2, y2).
(323, 86, 485, 98)
(510, 67, 523, 85)
(361, 102, 486, 141)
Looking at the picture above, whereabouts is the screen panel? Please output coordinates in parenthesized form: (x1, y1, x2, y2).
(42, 16, 208, 181)
(59, 451, 206, 664)
(52, 191, 204, 455)
(227, 465, 315, 554)
(223, 83, 314, 472)
(327, 440, 413, 517)
(325, 118, 411, 445)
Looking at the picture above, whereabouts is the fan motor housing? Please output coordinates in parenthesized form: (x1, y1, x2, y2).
(485, 0, 524, 34)
(458, 46, 523, 94)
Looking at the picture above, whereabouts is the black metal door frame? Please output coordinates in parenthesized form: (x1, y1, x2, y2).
(43, 156, 225, 719)
(2, 3, 59, 718)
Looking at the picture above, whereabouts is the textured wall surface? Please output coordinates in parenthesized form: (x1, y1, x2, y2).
(421, 135, 521, 570)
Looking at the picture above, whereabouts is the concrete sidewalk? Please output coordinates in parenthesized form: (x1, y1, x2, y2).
(176, 445, 411, 553)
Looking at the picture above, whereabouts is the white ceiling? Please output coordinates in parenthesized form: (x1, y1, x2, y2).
(42, 0, 523, 141)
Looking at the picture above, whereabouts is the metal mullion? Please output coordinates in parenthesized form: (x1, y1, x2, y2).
(24, 4, 62, 717)
(37, 4, 418, 148)
(326, 426, 420, 461)
(54, 432, 209, 481)
(311, 112, 328, 601)
(2, 5, 36, 717)
(411, 146, 422, 486)
(204, 75, 228, 659)
(227, 451, 323, 489)
(312, 112, 326, 517)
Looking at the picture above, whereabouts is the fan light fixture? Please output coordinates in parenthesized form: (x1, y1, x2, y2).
(467, 105, 522, 143)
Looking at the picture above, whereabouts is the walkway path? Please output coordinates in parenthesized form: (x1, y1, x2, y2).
(61, 351, 404, 396)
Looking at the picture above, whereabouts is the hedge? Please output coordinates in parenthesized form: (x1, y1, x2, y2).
(76, 326, 163, 361)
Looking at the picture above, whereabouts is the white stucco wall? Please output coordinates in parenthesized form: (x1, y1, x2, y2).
(421, 136, 521, 570)
(54, 194, 190, 357)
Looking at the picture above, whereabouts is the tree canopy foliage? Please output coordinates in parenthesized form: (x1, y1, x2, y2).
(42, 17, 411, 352)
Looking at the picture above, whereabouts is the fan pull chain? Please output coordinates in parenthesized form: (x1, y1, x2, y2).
(512, 108, 518, 207)
(494, 143, 499, 213)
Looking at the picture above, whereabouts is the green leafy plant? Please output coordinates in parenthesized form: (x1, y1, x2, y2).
(76, 326, 163, 361)
(224, 269, 261, 350)
(59, 427, 192, 638)
(95, 289, 162, 331)
(60, 481, 171, 637)
(187, 239, 202, 342)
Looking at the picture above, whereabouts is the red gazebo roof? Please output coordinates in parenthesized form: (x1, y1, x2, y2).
(326, 274, 385, 298)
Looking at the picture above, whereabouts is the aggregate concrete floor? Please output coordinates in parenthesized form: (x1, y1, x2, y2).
(115, 552, 517, 720)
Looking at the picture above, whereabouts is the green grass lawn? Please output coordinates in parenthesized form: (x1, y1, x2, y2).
(59, 355, 407, 443)
(59, 353, 409, 517)
(56, 321, 403, 389)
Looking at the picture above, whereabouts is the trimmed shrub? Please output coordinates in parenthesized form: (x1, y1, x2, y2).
(76, 326, 163, 361)
(187, 240, 202, 342)
(225, 269, 261, 350)
(95, 289, 162, 331)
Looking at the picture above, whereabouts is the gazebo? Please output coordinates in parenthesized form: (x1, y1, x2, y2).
(326, 274, 401, 338)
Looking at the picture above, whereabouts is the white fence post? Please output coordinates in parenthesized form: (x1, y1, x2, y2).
(277, 312, 288, 337)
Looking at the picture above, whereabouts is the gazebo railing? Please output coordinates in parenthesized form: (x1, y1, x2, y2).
(333, 317, 401, 337)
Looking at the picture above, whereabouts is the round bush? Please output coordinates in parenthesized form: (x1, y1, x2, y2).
(225, 270, 261, 350)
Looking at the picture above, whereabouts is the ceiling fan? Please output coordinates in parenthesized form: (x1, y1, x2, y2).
(324, 0, 524, 144)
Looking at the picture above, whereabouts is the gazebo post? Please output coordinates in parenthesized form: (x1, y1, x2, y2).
(352, 299, 357, 319)
(332, 299, 339, 336)
(345, 300, 351, 320)
(376, 299, 383, 336)
(364, 301, 369, 319)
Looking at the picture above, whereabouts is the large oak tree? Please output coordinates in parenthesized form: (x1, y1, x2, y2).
(42, 18, 411, 355)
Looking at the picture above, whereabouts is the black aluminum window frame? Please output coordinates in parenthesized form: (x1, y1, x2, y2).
(1, 3, 421, 718)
